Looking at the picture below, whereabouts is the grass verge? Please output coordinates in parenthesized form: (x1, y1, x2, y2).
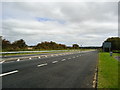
(97, 52, 120, 88)
(1, 50, 71, 56)
(1, 49, 94, 56)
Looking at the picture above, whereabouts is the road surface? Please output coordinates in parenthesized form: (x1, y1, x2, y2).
(1, 50, 98, 88)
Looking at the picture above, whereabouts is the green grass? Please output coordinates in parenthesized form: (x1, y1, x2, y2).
(98, 52, 120, 88)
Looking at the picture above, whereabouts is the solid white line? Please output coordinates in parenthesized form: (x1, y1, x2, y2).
(37, 63, 47, 67)
(0, 70, 18, 77)
(61, 59, 66, 61)
(52, 61, 58, 64)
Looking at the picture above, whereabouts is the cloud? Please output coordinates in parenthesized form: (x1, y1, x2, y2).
(2, 2, 118, 46)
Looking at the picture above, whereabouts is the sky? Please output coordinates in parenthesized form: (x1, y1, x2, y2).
(1, 1, 118, 46)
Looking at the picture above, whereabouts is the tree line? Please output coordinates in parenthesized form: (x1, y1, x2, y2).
(1, 36, 119, 51)
(102, 37, 120, 52)
(0, 36, 80, 51)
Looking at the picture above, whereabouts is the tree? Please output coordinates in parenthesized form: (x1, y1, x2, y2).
(102, 37, 120, 51)
(35, 41, 67, 50)
(12, 39, 27, 50)
(72, 44, 79, 49)
(2, 39, 12, 51)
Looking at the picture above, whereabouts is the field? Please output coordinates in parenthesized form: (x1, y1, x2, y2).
(98, 52, 120, 88)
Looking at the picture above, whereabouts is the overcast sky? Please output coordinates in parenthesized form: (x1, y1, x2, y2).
(1, 2, 118, 46)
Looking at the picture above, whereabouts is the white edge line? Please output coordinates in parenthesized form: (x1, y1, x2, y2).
(0, 70, 18, 77)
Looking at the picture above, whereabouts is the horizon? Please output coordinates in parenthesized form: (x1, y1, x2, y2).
(2, 36, 117, 47)
(2, 2, 118, 47)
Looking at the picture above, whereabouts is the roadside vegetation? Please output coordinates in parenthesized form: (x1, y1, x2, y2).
(0, 36, 99, 54)
(98, 52, 120, 88)
(1, 36, 81, 51)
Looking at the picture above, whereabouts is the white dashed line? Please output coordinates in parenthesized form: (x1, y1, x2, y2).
(38, 57, 41, 59)
(37, 63, 47, 67)
(17, 59, 20, 61)
(0, 70, 18, 77)
(52, 61, 58, 64)
(29, 58, 31, 59)
(61, 59, 66, 61)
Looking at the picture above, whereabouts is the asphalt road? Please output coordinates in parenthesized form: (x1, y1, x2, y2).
(1, 50, 98, 88)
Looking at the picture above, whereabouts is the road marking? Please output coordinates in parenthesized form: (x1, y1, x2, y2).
(17, 59, 20, 61)
(0, 70, 18, 77)
(37, 63, 47, 67)
(38, 57, 41, 59)
(45, 56, 47, 57)
(29, 58, 31, 59)
(0, 60, 5, 64)
(52, 61, 58, 64)
(61, 59, 66, 61)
